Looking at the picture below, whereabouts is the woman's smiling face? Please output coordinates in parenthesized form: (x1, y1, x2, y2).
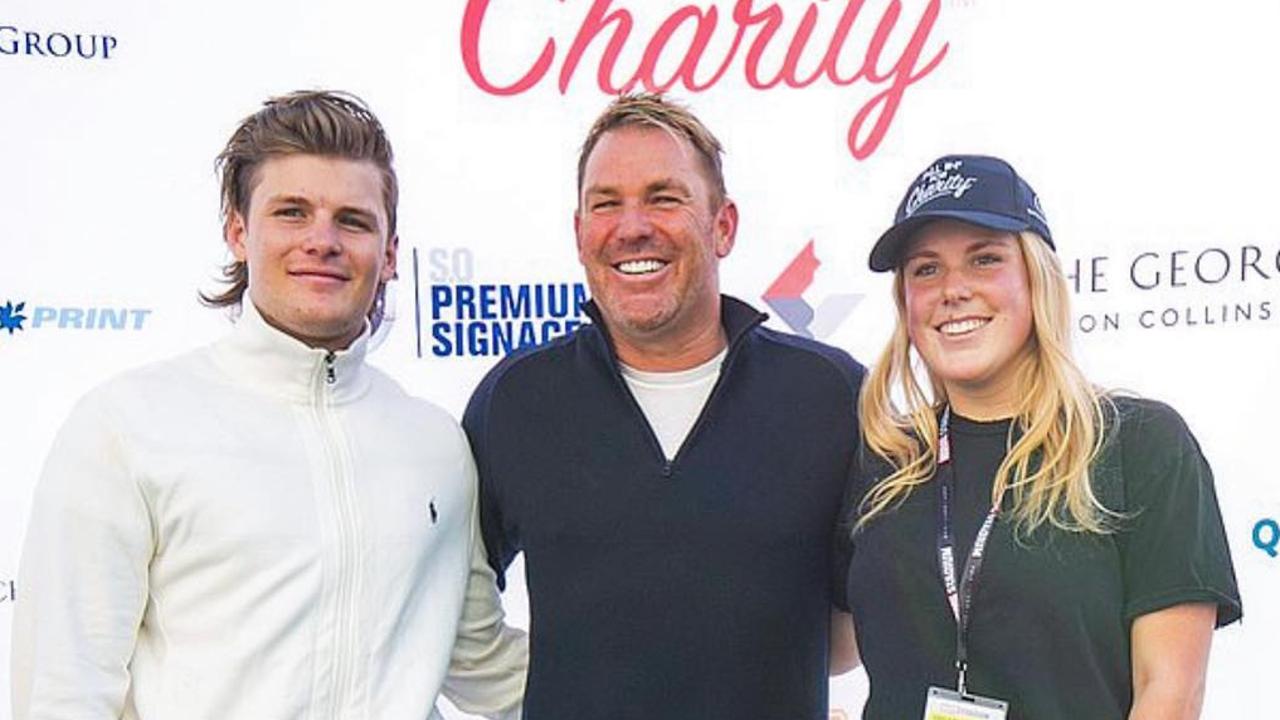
(901, 220, 1034, 413)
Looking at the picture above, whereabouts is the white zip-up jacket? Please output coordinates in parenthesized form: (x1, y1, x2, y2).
(11, 302, 526, 719)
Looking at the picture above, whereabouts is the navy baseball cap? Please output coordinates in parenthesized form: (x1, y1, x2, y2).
(869, 154, 1053, 272)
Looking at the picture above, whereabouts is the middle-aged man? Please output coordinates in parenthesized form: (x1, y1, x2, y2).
(11, 90, 526, 719)
(464, 93, 865, 719)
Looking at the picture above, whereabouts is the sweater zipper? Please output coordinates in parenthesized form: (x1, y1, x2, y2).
(610, 316, 762, 478)
(313, 353, 364, 717)
(664, 337, 747, 470)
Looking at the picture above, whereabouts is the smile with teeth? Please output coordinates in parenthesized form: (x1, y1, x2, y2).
(615, 259, 668, 275)
(938, 317, 991, 336)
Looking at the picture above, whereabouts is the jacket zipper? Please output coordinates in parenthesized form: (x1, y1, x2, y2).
(313, 353, 363, 717)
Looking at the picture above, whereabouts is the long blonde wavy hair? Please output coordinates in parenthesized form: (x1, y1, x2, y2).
(857, 230, 1116, 536)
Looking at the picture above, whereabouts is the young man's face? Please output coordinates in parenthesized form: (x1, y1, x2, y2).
(574, 126, 736, 360)
(225, 154, 396, 350)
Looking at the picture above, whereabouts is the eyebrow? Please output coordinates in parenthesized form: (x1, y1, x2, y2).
(646, 178, 693, 196)
(965, 239, 1009, 253)
(903, 247, 938, 263)
(582, 178, 694, 198)
(266, 194, 314, 207)
(581, 185, 619, 199)
(903, 237, 1013, 263)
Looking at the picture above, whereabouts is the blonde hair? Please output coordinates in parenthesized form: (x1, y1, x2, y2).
(857, 231, 1116, 536)
(578, 92, 727, 207)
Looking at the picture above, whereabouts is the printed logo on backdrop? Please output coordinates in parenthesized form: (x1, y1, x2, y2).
(1255, 517, 1279, 559)
(763, 240, 861, 339)
(0, 299, 151, 343)
(411, 248, 587, 358)
(459, 0, 950, 162)
(0, 24, 118, 60)
(0, 578, 14, 603)
(1, 301, 26, 335)
(1065, 242, 1278, 334)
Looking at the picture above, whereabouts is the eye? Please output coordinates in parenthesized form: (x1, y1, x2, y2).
(909, 260, 939, 278)
(590, 199, 619, 212)
(652, 194, 682, 206)
(972, 252, 1003, 267)
(274, 206, 305, 219)
(338, 214, 374, 232)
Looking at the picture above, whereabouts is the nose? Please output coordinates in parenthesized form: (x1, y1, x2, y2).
(614, 202, 653, 242)
(940, 268, 972, 304)
(301, 217, 343, 256)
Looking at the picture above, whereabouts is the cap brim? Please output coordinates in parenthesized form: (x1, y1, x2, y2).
(868, 210, 1032, 272)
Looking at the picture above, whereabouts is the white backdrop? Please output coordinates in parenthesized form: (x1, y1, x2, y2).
(2, 1, 1277, 717)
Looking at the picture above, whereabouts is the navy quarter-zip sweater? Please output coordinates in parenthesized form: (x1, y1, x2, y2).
(463, 295, 865, 720)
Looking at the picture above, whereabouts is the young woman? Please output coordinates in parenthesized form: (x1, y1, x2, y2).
(845, 155, 1241, 720)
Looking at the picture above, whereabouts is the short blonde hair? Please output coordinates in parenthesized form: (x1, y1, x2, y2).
(577, 93, 727, 207)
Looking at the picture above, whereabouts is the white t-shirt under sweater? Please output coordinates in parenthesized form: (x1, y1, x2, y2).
(619, 349, 727, 460)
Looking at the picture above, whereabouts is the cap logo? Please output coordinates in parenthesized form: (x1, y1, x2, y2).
(1027, 193, 1048, 226)
(904, 160, 977, 216)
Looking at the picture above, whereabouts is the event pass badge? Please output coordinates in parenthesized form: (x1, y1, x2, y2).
(923, 686, 1008, 720)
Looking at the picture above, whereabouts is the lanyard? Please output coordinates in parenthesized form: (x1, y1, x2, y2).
(935, 407, 1000, 696)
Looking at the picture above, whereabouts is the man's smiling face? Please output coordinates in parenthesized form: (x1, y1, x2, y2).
(225, 153, 396, 350)
(574, 125, 735, 355)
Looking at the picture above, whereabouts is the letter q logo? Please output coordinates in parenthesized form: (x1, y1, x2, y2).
(1253, 518, 1279, 558)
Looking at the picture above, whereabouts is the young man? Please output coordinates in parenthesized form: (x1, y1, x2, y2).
(11, 91, 525, 720)
(464, 94, 864, 719)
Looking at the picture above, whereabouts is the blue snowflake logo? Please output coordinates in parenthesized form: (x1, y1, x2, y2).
(0, 301, 28, 335)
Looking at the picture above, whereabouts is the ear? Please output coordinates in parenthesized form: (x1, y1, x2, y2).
(224, 211, 249, 262)
(381, 234, 400, 282)
(713, 198, 738, 259)
(573, 209, 585, 261)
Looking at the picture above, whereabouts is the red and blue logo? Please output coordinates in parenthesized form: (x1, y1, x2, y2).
(763, 241, 861, 340)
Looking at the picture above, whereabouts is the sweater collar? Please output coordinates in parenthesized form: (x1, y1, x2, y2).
(211, 300, 372, 404)
(582, 294, 767, 366)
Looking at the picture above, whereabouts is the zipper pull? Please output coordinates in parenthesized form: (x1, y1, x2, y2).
(324, 351, 337, 385)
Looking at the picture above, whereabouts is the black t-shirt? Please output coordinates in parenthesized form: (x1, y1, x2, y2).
(844, 397, 1241, 720)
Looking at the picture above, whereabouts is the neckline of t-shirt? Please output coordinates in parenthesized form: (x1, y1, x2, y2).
(618, 348, 727, 388)
(948, 412, 1014, 438)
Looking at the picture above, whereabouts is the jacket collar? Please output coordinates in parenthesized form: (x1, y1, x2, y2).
(211, 300, 372, 404)
(582, 294, 767, 367)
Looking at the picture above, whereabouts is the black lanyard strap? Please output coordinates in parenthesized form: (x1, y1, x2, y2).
(935, 407, 1000, 695)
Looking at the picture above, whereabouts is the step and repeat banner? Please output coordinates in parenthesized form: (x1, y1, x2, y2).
(2, 1, 1277, 717)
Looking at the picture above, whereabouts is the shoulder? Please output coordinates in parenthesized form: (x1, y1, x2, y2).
(1095, 394, 1217, 513)
(42, 348, 214, 477)
(1105, 395, 1202, 461)
(364, 366, 464, 437)
(747, 325, 868, 391)
(358, 364, 477, 472)
(466, 324, 600, 413)
(75, 346, 214, 419)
